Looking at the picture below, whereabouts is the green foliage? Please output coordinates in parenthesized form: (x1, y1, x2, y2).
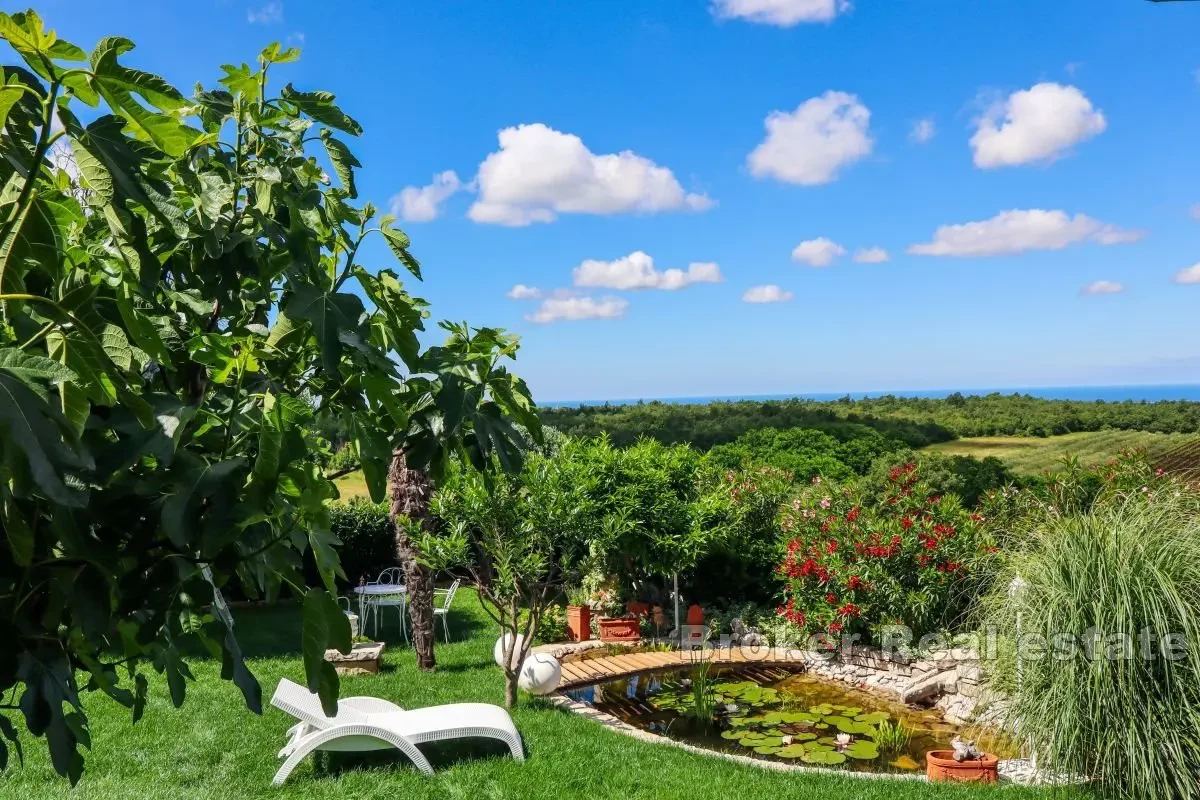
(426, 440, 598, 704)
(322, 499, 396, 586)
(0, 15, 534, 780)
(706, 425, 905, 482)
(689, 464, 794, 604)
(541, 394, 1200, 451)
(980, 494, 1200, 799)
(326, 442, 361, 474)
(862, 450, 1015, 509)
(533, 604, 568, 644)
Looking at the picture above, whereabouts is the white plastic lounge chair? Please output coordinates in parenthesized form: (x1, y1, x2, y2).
(433, 579, 460, 642)
(269, 678, 524, 785)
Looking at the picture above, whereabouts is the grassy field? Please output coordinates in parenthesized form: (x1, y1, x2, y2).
(332, 470, 372, 501)
(1, 591, 1060, 800)
(923, 430, 1194, 475)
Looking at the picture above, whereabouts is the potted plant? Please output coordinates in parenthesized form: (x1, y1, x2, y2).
(565, 586, 591, 642)
(926, 738, 999, 783)
(596, 594, 640, 642)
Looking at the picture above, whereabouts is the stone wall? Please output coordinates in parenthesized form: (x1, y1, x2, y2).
(787, 644, 1005, 727)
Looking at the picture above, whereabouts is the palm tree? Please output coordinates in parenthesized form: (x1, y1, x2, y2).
(390, 323, 539, 670)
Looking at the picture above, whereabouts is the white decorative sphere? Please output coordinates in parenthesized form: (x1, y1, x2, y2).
(493, 632, 527, 669)
(518, 653, 561, 696)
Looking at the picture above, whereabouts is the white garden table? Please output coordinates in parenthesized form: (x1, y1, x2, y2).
(353, 583, 407, 639)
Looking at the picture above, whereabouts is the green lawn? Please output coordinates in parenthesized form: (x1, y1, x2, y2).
(1, 591, 1064, 799)
(332, 469, 372, 501)
(924, 431, 1193, 475)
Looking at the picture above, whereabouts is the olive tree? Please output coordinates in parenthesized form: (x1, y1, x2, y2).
(427, 438, 604, 706)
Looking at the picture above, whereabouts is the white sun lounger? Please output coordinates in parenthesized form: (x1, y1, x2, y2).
(270, 678, 525, 785)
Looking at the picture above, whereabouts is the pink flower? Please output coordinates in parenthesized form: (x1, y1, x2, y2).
(820, 498, 832, 509)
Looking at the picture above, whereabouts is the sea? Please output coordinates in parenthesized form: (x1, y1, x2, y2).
(541, 384, 1200, 408)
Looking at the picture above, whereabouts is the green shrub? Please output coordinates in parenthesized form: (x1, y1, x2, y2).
(327, 443, 361, 474)
(326, 500, 398, 586)
(534, 604, 569, 644)
(981, 494, 1200, 799)
(863, 450, 1016, 509)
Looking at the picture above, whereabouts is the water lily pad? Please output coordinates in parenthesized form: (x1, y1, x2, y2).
(781, 711, 818, 724)
(830, 704, 847, 710)
(844, 740, 880, 760)
(840, 707, 862, 717)
(854, 711, 890, 725)
(818, 736, 839, 746)
(803, 741, 833, 752)
(808, 705, 835, 716)
(814, 723, 829, 730)
(889, 755, 920, 771)
(750, 736, 784, 748)
(754, 745, 783, 755)
(720, 730, 742, 740)
(802, 750, 847, 765)
(775, 744, 809, 759)
(792, 732, 817, 742)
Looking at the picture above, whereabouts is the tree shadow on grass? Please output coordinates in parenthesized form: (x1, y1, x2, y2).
(226, 605, 486, 660)
(318, 736, 522, 777)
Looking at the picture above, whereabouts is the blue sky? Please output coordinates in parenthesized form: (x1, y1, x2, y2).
(27, 0, 1200, 400)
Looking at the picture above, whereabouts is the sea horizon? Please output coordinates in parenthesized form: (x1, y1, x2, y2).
(540, 382, 1200, 408)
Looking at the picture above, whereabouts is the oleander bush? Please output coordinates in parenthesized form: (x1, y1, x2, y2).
(775, 461, 996, 643)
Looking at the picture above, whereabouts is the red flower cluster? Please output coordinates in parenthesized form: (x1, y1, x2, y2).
(775, 459, 998, 640)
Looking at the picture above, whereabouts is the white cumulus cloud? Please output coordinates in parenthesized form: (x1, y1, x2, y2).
(907, 209, 1142, 258)
(791, 237, 846, 267)
(506, 284, 543, 300)
(1173, 263, 1200, 285)
(1081, 280, 1125, 295)
(909, 118, 936, 144)
(853, 247, 890, 263)
(747, 91, 873, 185)
(247, 1, 283, 24)
(468, 123, 711, 226)
(711, 0, 850, 27)
(390, 170, 464, 222)
(970, 83, 1106, 168)
(742, 284, 794, 303)
(526, 295, 629, 324)
(572, 251, 723, 291)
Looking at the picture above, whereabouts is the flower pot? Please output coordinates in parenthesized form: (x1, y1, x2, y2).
(598, 616, 640, 642)
(566, 605, 591, 642)
(925, 750, 999, 783)
(626, 601, 651, 617)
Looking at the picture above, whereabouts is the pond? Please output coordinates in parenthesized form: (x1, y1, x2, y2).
(564, 663, 1012, 773)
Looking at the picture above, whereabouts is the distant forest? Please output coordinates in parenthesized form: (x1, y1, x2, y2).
(539, 394, 1200, 450)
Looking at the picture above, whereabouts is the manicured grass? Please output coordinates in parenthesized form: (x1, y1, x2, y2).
(2, 591, 1062, 799)
(924, 431, 1192, 475)
(332, 469, 372, 501)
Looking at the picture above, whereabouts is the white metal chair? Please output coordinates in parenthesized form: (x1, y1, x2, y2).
(367, 567, 409, 643)
(270, 678, 524, 785)
(433, 579, 461, 642)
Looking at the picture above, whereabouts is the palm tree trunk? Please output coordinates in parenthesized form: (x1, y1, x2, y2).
(389, 448, 437, 671)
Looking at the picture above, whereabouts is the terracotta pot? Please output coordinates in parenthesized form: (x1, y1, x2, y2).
(626, 601, 651, 617)
(686, 603, 704, 626)
(566, 605, 591, 642)
(598, 616, 640, 642)
(925, 750, 999, 783)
